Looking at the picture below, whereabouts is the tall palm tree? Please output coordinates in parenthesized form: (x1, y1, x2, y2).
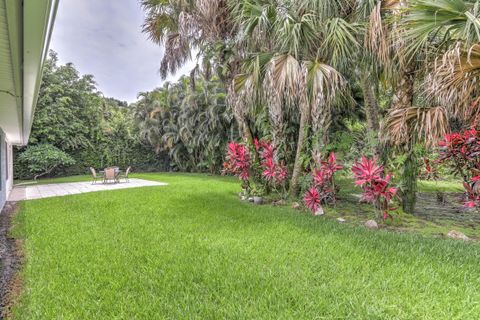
(381, 0, 480, 213)
(231, 0, 355, 196)
(359, 0, 425, 213)
(141, 0, 253, 146)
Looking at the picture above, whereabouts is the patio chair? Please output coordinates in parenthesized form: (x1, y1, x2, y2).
(119, 166, 131, 182)
(89, 167, 102, 184)
(103, 168, 117, 184)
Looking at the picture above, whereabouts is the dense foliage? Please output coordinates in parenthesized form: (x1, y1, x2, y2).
(15, 52, 169, 179)
(140, 0, 480, 215)
(133, 75, 238, 173)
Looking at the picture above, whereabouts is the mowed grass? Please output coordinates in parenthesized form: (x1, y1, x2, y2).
(12, 173, 480, 319)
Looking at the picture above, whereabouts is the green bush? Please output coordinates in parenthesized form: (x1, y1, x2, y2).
(18, 144, 75, 180)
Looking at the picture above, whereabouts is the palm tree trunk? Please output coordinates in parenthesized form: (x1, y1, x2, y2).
(311, 100, 331, 156)
(402, 148, 418, 214)
(289, 108, 311, 197)
(392, 65, 417, 214)
(361, 75, 381, 156)
(361, 76, 380, 134)
(269, 103, 285, 159)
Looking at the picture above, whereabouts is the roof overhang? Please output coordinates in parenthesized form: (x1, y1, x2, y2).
(0, 0, 58, 145)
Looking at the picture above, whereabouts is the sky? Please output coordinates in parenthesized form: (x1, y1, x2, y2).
(50, 0, 195, 103)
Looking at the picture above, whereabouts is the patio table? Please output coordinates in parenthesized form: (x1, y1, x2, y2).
(99, 168, 122, 183)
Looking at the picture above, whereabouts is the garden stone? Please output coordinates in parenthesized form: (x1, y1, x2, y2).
(272, 200, 285, 206)
(253, 196, 263, 205)
(337, 218, 346, 223)
(447, 230, 470, 241)
(292, 202, 301, 210)
(314, 206, 324, 216)
(364, 220, 378, 229)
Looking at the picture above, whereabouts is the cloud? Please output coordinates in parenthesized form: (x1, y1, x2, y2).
(50, 0, 196, 103)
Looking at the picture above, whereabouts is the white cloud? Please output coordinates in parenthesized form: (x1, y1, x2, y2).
(50, 0, 196, 103)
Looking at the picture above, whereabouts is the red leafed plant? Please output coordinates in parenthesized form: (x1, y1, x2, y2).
(303, 187, 321, 212)
(421, 157, 439, 181)
(438, 128, 480, 208)
(351, 156, 398, 220)
(303, 152, 343, 213)
(255, 139, 288, 187)
(438, 128, 480, 179)
(223, 142, 251, 184)
(463, 178, 480, 208)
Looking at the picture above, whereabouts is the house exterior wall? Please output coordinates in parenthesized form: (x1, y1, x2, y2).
(0, 128, 13, 211)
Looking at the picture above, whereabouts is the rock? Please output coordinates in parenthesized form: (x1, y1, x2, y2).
(272, 200, 285, 206)
(292, 202, 301, 210)
(253, 196, 264, 205)
(314, 206, 325, 216)
(248, 197, 254, 203)
(447, 230, 471, 241)
(337, 218, 346, 223)
(364, 220, 378, 229)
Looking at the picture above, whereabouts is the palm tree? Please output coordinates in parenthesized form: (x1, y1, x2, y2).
(380, 0, 480, 213)
(231, 0, 355, 196)
(141, 0, 252, 145)
(359, 0, 424, 213)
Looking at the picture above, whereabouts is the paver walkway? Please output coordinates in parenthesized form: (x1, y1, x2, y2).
(8, 178, 167, 201)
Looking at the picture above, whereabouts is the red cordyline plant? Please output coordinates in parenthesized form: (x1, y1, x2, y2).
(438, 128, 480, 178)
(351, 156, 398, 220)
(303, 152, 343, 213)
(438, 128, 480, 208)
(223, 142, 251, 187)
(421, 157, 439, 181)
(254, 139, 288, 187)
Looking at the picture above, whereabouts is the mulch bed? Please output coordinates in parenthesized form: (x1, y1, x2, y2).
(415, 192, 480, 225)
(0, 202, 23, 319)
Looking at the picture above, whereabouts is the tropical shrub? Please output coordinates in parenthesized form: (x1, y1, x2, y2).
(438, 128, 480, 208)
(18, 144, 75, 180)
(303, 152, 343, 213)
(421, 157, 439, 181)
(351, 156, 397, 220)
(223, 142, 252, 190)
(255, 139, 288, 189)
(438, 129, 480, 180)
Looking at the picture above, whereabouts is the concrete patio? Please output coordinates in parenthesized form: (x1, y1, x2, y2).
(8, 178, 167, 201)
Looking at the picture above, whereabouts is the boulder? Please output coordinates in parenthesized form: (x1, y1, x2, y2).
(364, 220, 378, 229)
(314, 206, 325, 216)
(292, 202, 301, 210)
(337, 217, 346, 223)
(447, 230, 470, 241)
(272, 200, 285, 206)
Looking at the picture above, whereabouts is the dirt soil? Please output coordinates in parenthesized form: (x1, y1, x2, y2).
(415, 192, 480, 225)
(0, 202, 23, 319)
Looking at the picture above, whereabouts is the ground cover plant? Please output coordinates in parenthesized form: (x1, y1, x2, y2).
(10, 173, 480, 319)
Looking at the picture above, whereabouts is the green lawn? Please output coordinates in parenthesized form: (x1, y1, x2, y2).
(12, 173, 480, 319)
